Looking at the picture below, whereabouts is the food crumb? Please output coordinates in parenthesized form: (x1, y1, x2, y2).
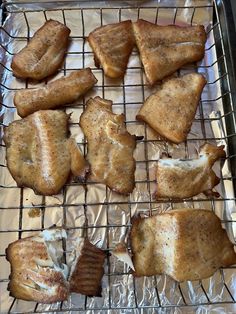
(28, 208, 41, 218)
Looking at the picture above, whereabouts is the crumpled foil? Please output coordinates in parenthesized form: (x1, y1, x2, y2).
(0, 0, 236, 313)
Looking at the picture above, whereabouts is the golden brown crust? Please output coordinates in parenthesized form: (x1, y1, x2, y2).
(137, 73, 206, 143)
(11, 19, 70, 80)
(6, 232, 106, 301)
(3, 110, 88, 195)
(67, 138, 90, 180)
(133, 19, 207, 84)
(130, 209, 236, 281)
(155, 143, 226, 199)
(88, 20, 135, 78)
(69, 239, 106, 297)
(6, 234, 68, 303)
(14, 69, 97, 117)
(199, 142, 226, 163)
(80, 96, 136, 194)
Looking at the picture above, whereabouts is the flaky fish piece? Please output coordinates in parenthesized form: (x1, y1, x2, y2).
(6, 229, 69, 303)
(133, 19, 207, 84)
(6, 230, 106, 302)
(3, 110, 89, 195)
(131, 209, 236, 281)
(11, 20, 70, 80)
(14, 69, 97, 117)
(137, 73, 206, 143)
(112, 242, 135, 271)
(155, 143, 226, 199)
(80, 96, 136, 194)
(69, 239, 106, 297)
(88, 20, 135, 78)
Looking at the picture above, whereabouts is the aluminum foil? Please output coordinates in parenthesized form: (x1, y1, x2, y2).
(0, 1, 236, 313)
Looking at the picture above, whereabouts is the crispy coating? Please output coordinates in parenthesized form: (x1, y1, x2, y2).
(6, 232, 68, 303)
(131, 209, 236, 281)
(3, 110, 89, 195)
(67, 138, 89, 179)
(6, 231, 106, 302)
(80, 96, 136, 194)
(14, 69, 97, 117)
(155, 143, 226, 199)
(88, 20, 135, 78)
(11, 19, 70, 80)
(133, 19, 207, 84)
(69, 239, 106, 297)
(137, 73, 206, 143)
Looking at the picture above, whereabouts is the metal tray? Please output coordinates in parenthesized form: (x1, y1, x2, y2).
(0, 0, 236, 313)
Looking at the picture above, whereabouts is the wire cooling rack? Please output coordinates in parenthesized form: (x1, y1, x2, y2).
(0, 0, 236, 313)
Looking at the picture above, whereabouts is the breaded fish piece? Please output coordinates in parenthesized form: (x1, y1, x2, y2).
(80, 96, 136, 194)
(3, 110, 89, 195)
(6, 230, 106, 302)
(6, 229, 69, 303)
(137, 73, 206, 143)
(131, 209, 236, 281)
(133, 19, 207, 84)
(67, 138, 88, 180)
(69, 239, 106, 297)
(11, 19, 70, 80)
(14, 69, 97, 117)
(155, 143, 226, 199)
(88, 20, 135, 78)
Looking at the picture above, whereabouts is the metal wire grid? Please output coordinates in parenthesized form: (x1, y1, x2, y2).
(0, 1, 236, 313)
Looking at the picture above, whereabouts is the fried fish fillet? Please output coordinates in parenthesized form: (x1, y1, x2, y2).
(6, 229, 69, 303)
(130, 209, 236, 281)
(11, 19, 70, 80)
(14, 69, 97, 117)
(3, 110, 89, 195)
(80, 96, 136, 194)
(69, 239, 106, 297)
(88, 20, 135, 78)
(155, 143, 226, 199)
(6, 230, 106, 301)
(133, 19, 207, 84)
(137, 73, 206, 143)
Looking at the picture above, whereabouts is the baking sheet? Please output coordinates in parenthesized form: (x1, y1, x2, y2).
(0, 1, 236, 313)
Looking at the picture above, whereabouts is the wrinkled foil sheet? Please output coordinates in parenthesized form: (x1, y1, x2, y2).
(0, 1, 236, 313)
